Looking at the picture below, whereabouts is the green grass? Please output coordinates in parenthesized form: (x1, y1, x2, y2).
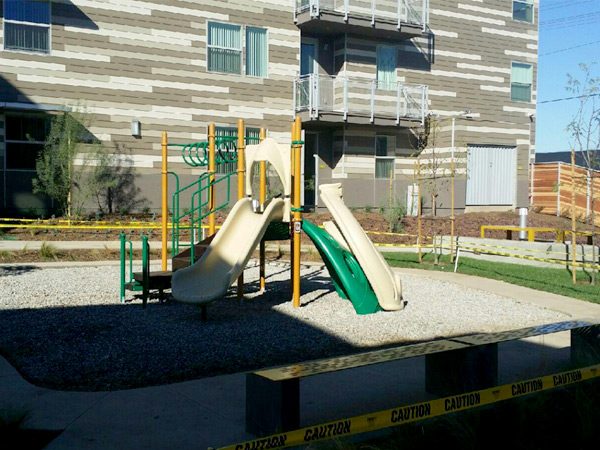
(383, 252, 600, 304)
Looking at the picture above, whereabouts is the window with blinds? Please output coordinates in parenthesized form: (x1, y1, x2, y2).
(246, 27, 268, 78)
(207, 22, 242, 75)
(376, 45, 397, 91)
(4, 0, 51, 54)
(375, 136, 396, 180)
(510, 62, 533, 103)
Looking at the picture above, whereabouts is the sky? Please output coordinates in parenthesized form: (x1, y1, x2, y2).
(535, 0, 600, 154)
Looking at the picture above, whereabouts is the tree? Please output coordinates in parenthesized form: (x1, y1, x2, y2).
(32, 108, 118, 217)
(566, 63, 600, 284)
(412, 114, 459, 264)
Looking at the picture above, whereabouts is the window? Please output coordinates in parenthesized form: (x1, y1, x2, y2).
(375, 136, 395, 179)
(215, 126, 262, 174)
(513, 0, 534, 23)
(4, 0, 51, 54)
(511, 62, 533, 102)
(5, 115, 49, 170)
(246, 27, 268, 78)
(207, 22, 242, 75)
(376, 45, 397, 91)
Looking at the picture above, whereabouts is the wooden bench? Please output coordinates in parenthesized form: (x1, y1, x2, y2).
(245, 319, 600, 436)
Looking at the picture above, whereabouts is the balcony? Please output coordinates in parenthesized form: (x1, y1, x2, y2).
(294, 74, 428, 127)
(294, 0, 429, 38)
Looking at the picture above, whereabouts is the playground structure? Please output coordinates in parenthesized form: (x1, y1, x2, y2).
(121, 117, 404, 315)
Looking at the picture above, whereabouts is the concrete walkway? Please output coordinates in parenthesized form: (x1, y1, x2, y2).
(1, 269, 600, 450)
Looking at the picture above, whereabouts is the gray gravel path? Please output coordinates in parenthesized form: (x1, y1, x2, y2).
(0, 262, 566, 391)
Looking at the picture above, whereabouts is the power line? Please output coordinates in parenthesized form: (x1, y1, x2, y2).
(541, 18, 600, 31)
(538, 93, 600, 104)
(540, 39, 600, 56)
(540, 10, 600, 25)
(540, 0, 595, 11)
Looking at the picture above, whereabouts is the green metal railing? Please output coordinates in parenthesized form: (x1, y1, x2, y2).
(118, 135, 263, 301)
(120, 233, 149, 303)
(168, 136, 260, 264)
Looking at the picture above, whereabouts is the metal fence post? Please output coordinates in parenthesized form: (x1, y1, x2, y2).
(344, 0, 349, 21)
(371, 0, 376, 25)
(309, 74, 314, 118)
(421, 85, 427, 125)
(343, 76, 348, 121)
(315, 74, 320, 119)
(422, 0, 427, 31)
(396, 82, 401, 124)
(397, 0, 402, 29)
(293, 77, 297, 118)
(370, 79, 375, 123)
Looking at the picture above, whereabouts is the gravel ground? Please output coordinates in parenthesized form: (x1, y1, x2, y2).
(0, 262, 567, 391)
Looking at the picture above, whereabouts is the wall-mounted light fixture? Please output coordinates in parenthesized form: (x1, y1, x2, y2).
(131, 119, 141, 138)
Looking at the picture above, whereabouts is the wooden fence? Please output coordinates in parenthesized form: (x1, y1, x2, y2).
(532, 162, 600, 225)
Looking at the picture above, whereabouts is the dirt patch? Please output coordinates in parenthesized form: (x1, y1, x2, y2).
(1, 210, 595, 249)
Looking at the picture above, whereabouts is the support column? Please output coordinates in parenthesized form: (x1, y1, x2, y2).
(208, 123, 216, 236)
(260, 127, 267, 292)
(246, 374, 300, 436)
(571, 325, 600, 367)
(292, 117, 302, 307)
(425, 344, 498, 397)
(237, 119, 246, 299)
(161, 132, 168, 271)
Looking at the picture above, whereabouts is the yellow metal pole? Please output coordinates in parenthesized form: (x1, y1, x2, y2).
(208, 123, 216, 236)
(417, 158, 422, 264)
(450, 153, 455, 263)
(161, 131, 168, 271)
(259, 127, 267, 292)
(293, 117, 302, 307)
(571, 149, 577, 284)
(290, 122, 295, 295)
(237, 119, 246, 299)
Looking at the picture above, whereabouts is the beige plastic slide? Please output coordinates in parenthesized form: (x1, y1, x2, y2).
(319, 183, 404, 311)
(172, 138, 292, 306)
(171, 197, 285, 305)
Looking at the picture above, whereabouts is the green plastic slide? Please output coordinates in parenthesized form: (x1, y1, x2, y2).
(302, 220, 381, 315)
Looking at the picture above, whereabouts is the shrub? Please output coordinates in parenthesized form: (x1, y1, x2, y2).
(364, 205, 373, 213)
(383, 197, 407, 233)
(39, 242, 58, 260)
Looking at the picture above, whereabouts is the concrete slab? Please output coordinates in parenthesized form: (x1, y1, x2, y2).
(0, 355, 21, 378)
(170, 373, 246, 425)
(43, 386, 251, 450)
(0, 371, 107, 431)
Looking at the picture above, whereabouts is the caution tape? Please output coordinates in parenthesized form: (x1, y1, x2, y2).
(0, 218, 163, 226)
(0, 224, 223, 231)
(460, 241, 587, 257)
(459, 245, 600, 270)
(0, 224, 165, 230)
(216, 364, 600, 450)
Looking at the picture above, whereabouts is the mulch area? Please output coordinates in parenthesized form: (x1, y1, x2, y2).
(1, 210, 595, 251)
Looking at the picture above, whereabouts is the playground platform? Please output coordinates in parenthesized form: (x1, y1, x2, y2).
(1, 269, 599, 450)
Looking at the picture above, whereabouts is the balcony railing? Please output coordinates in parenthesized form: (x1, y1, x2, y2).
(294, 74, 428, 125)
(295, 0, 429, 31)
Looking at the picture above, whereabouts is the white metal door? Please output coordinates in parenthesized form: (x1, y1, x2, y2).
(466, 145, 516, 205)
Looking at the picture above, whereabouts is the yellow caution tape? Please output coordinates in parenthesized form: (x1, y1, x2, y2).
(459, 245, 599, 270)
(217, 364, 600, 450)
(0, 224, 222, 231)
(460, 241, 583, 257)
